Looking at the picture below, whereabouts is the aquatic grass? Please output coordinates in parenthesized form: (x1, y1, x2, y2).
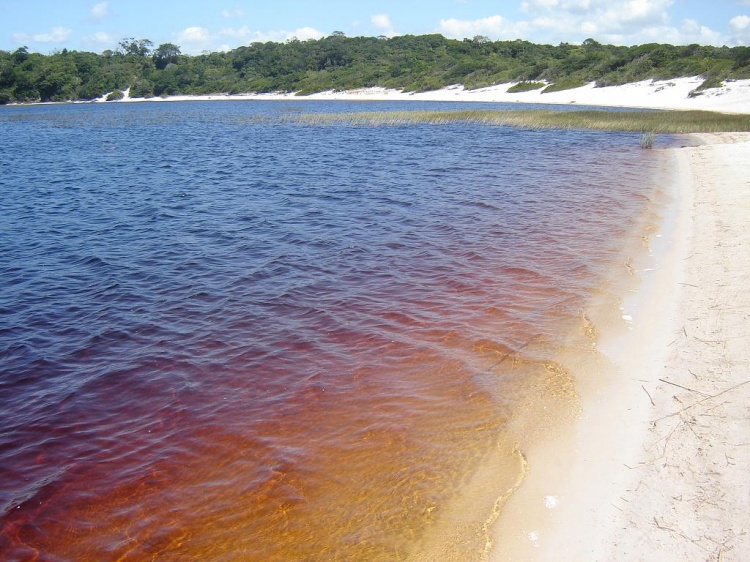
(639, 132, 656, 149)
(286, 109, 750, 134)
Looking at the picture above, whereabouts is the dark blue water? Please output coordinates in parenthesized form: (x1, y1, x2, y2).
(0, 101, 667, 561)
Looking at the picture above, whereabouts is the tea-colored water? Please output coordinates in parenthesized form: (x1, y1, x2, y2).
(0, 102, 670, 561)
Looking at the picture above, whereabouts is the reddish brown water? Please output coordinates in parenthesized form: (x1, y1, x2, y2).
(0, 102, 672, 561)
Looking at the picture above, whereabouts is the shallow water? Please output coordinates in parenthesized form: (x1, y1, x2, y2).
(0, 101, 668, 561)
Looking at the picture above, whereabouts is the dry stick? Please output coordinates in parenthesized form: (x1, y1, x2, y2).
(654, 380, 750, 423)
(642, 385, 655, 406)
(658, 378, 710, 397)
(481, 336, 538, 374)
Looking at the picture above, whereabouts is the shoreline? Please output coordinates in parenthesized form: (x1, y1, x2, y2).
(489, 133, 750, 561)
(6, 76, 750, 114)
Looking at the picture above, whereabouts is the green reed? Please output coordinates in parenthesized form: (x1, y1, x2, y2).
(286, 109, 750, 134)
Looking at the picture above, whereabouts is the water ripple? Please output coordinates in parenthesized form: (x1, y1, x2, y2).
(0, 100, 667, 561)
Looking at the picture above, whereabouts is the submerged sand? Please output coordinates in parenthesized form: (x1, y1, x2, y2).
(490, 133, 750, 561)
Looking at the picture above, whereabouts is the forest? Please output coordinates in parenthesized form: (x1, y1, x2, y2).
(1, 33, 750, 104)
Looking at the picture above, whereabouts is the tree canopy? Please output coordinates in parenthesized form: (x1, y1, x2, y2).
(1, 34, 749, 104)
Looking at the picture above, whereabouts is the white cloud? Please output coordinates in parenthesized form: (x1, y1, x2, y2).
(444, 0, 730, 46)
(221, 7, 245, 18)
(622, 18, 722, 46)
(91, 2, 108, 21)
(13, 26, 73, 43)
(175, 26, 211, 50)
(371, 13, 396, 37)
(730, 15, 750, 31)
(82, 30, 117, 49)
(287, 27, 325, 41)
(224, 26, 324, 43)
(598, 0, 673, 30)
(219, 25, 253, 39)
(372, 14, 393, 30)
(201, 25, 325, 51)
(730, 14, 750, 44)
(439, 15, 530, 39)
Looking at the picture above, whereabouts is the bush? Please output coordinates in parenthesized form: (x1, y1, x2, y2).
(542, 78, 588, 93)
(106, 89, 124, 101)
(129, 79, 154, 98)
(506, 81, 545, 93)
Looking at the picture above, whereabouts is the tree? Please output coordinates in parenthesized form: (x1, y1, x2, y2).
(153, 43, 181, 70)
(118, 38, 154, 57)
(13, 46, 29, 64)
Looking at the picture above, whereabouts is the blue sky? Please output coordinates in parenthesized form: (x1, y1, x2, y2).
(2, 1, 750, 54)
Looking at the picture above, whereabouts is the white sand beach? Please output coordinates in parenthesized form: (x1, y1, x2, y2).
(105, 77, 750, 114)
(489, 133, 750, 561)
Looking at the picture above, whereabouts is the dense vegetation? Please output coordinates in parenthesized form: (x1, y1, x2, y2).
(2, 34, 750, 104)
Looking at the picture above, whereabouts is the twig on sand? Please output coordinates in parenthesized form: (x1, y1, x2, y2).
(642, 385, 656, 406)
(482, 336, 538, 373)
(654, 380, 750, 423)
(658, 378, 710, 396)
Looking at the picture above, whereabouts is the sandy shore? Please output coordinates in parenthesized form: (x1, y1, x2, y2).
(489, 133, 750, 561)
(101, 76, 750, 114)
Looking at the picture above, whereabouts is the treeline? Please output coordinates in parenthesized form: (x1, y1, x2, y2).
(2, 34, 750, 104)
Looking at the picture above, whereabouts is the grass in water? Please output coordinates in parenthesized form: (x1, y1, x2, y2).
(639, 132, 656, 149)
(287, 109, 750, 134)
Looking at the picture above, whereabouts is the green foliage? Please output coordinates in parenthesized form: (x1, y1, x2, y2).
(153, 43, 181, 70)
(1, 35, 750, 104)
(506, 81, 545, 93)
(130, 78, 154, 98)
(542, 78, 588, 93)
(118, 38, 154, 57)
(106, 89, 124, 101)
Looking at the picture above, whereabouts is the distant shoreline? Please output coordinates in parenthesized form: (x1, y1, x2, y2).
(7, 77, 750, 115)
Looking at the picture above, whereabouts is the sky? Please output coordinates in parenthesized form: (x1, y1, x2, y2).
(2, 0, 750, 55)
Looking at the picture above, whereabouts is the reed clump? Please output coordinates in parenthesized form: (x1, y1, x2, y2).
(288, 109, 750, 134)
(639, 132, 656, 149)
